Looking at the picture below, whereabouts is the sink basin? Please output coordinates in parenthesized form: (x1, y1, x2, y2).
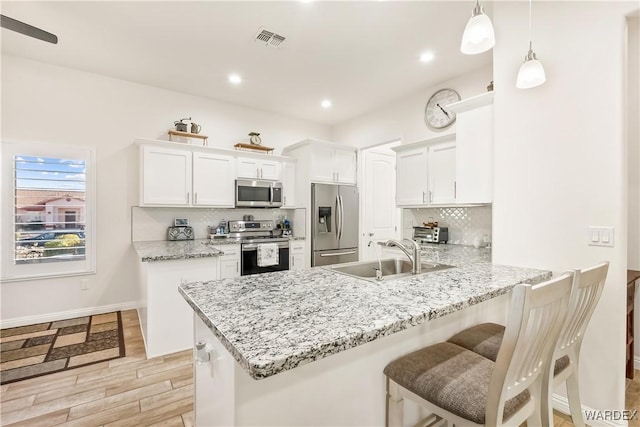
(327, 258, 453, 282)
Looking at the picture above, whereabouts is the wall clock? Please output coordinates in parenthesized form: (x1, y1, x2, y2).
(424, 88, 461, 129)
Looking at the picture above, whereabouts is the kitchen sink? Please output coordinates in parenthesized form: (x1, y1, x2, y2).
(326, 258, 453, 282)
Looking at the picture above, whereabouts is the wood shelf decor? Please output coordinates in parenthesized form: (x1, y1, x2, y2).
(168, 130, 209, 146)
(233, 143, 274, 154)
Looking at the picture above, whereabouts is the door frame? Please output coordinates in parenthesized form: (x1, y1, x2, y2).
(358, 138, 402, 260)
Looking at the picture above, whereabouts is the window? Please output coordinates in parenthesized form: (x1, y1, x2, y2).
(1, 141, 95, 281)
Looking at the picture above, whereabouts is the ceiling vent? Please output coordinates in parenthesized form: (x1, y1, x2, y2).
(254, 27, 286, 47)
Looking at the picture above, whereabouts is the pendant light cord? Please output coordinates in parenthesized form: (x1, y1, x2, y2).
(528, 0, 533, 50)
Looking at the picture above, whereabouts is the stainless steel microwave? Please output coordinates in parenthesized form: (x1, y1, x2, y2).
(235, 179, 283, 208)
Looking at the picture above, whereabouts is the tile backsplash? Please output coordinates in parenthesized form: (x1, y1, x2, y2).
(131, 207, 305, 242)
(402, 205, 492, 246)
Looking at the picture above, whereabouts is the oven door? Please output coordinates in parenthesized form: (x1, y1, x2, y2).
(241, 241, 290, 275)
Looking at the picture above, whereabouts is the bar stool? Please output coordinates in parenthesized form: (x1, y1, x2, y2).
(383, 273, 573, 427)
(448, 261, 609, 427)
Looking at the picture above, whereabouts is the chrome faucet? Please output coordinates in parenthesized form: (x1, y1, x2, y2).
(375, 239, 422, 274)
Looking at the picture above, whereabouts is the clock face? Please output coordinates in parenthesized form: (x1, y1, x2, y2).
(424, 88, 461, 129)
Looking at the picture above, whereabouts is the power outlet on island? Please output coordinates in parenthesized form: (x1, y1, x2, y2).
(587, 226, 615, 247)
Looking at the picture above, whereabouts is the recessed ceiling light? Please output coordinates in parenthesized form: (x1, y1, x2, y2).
(228, 73, 242, 85)
(420, 51, 435, 63)
(321, 99, 332, 109)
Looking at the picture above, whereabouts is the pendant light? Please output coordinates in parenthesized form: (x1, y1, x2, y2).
(516, 0, 546, 89)
(460, 0, 495, 55)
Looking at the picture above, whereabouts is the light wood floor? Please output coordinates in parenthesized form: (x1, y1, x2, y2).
(1, 310, 193, 426)
(1, 309, 639, 426)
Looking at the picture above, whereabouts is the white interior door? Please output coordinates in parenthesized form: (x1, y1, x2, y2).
(361, 147, 400, 261)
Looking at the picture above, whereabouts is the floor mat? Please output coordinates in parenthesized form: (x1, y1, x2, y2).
(0, 311, 125, 384)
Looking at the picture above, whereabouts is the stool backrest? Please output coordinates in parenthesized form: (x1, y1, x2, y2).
(556, 261, 609, 357)
(486, 273, 573, 425)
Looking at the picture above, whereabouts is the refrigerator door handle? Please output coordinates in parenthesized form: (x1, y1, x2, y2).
(338, 195, 344, 240)
(335, 195, 340, 240)
(320, 250, 357, 257)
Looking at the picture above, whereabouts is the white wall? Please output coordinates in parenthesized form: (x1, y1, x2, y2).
(492, 0, 637, 417)
(628, 16, 640, 272)
(0, 55, 330, 325)
(332, 65, 492, 148)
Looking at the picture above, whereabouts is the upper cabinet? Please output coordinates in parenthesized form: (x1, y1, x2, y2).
(394, 135, 456, 207)
(283, 139, 358, 185)
(446, 92, 493, 204)
(281, 160, 297, 208)
(236, 156, 281, 180)
(137, 139, 294, 208)
(393, 92, 494, 208)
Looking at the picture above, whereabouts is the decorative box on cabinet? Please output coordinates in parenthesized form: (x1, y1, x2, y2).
(393, 135, 456, 207)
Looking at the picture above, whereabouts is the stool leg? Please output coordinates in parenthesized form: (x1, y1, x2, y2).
(540, 366, 554, 427)
(386, 378, 404, 427)
(526, 379, 543, 427)
(566, 371, 585, 427)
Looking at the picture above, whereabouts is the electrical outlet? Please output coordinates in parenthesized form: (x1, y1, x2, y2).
(587, 226, 615, 247)
(80, 279, 89, 290)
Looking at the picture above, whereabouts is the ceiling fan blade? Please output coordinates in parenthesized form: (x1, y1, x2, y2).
(1, 14, 58, 44)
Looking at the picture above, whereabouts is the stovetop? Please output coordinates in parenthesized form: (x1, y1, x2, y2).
(209, 219, 289, 244)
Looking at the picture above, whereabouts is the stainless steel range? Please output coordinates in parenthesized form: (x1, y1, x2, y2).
(220, 220, 290, 276)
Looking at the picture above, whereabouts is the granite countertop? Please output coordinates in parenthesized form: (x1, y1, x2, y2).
(133, 237, 305, 262)
(133, 239, 226, 262)
(178, 244, 550, 380)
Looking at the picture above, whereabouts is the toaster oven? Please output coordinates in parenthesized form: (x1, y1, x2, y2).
(413, 226, 449, 244)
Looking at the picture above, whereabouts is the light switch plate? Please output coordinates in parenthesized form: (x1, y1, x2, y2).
(587, 226, 615, 247)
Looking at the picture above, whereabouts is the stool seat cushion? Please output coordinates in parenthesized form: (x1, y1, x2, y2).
(383, 342, 530, 424)
(448, 323, 571, 377)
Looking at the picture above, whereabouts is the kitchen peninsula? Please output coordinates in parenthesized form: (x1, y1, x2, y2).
(178, 245, 551, 426)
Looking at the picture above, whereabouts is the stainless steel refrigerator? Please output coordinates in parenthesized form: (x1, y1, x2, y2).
(311, 183, 359, 267)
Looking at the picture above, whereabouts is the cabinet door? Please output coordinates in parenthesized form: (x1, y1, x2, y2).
(428, 141, 456, 204)
(334, 150, 357, 184)
(456, 104, 493, 203)
(236, 157, 261, 179)
(145, 258, 217, 358)
(210, 245, 240, 279)
(309, 146, 337, 182)
(193, 153, 235, 207)
(142, 146, 191, 205)
(395, 147, 429, 206)
(289, 240, 306, 270)
(282, 161, 297, 207)
(259, 159, 281, 180)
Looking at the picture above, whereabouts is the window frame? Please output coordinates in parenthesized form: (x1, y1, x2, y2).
(1, 140, 96, 282)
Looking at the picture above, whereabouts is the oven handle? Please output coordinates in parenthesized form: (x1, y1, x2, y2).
(242, 242, 290, 251)
(320, 250, 356, 257)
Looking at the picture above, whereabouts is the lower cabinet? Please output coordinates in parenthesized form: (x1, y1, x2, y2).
(138, 245, 240, 358)
(289, 240, 306, 270)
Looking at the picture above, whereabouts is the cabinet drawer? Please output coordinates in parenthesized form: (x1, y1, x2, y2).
(290, 241, 305, 253)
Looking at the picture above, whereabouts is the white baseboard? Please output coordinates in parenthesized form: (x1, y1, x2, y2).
(552, 394, 628, 427)
(0, 301, 141, 329)
(634, 355, 640, 371)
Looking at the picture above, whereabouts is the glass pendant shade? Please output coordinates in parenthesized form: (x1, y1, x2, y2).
(460, 4, 495, 55)
(516, 48, 546, 89)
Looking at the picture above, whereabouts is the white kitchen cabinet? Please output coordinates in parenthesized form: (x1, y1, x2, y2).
(393, 135, 456, 207)
(210, 244, 241, 279)
(139, 142, 235, 207)
(285, 140, 357, 185)
(289, 240, 306, 270)
(193, 152, 235, 207)
(447, 92, 494, 204)
(237, 156, 281, 180)
(281, 161, 297, 207)
(141, 145, 191, 205)
(138, 258, 218, 358)
(428, 141, 456, 204)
